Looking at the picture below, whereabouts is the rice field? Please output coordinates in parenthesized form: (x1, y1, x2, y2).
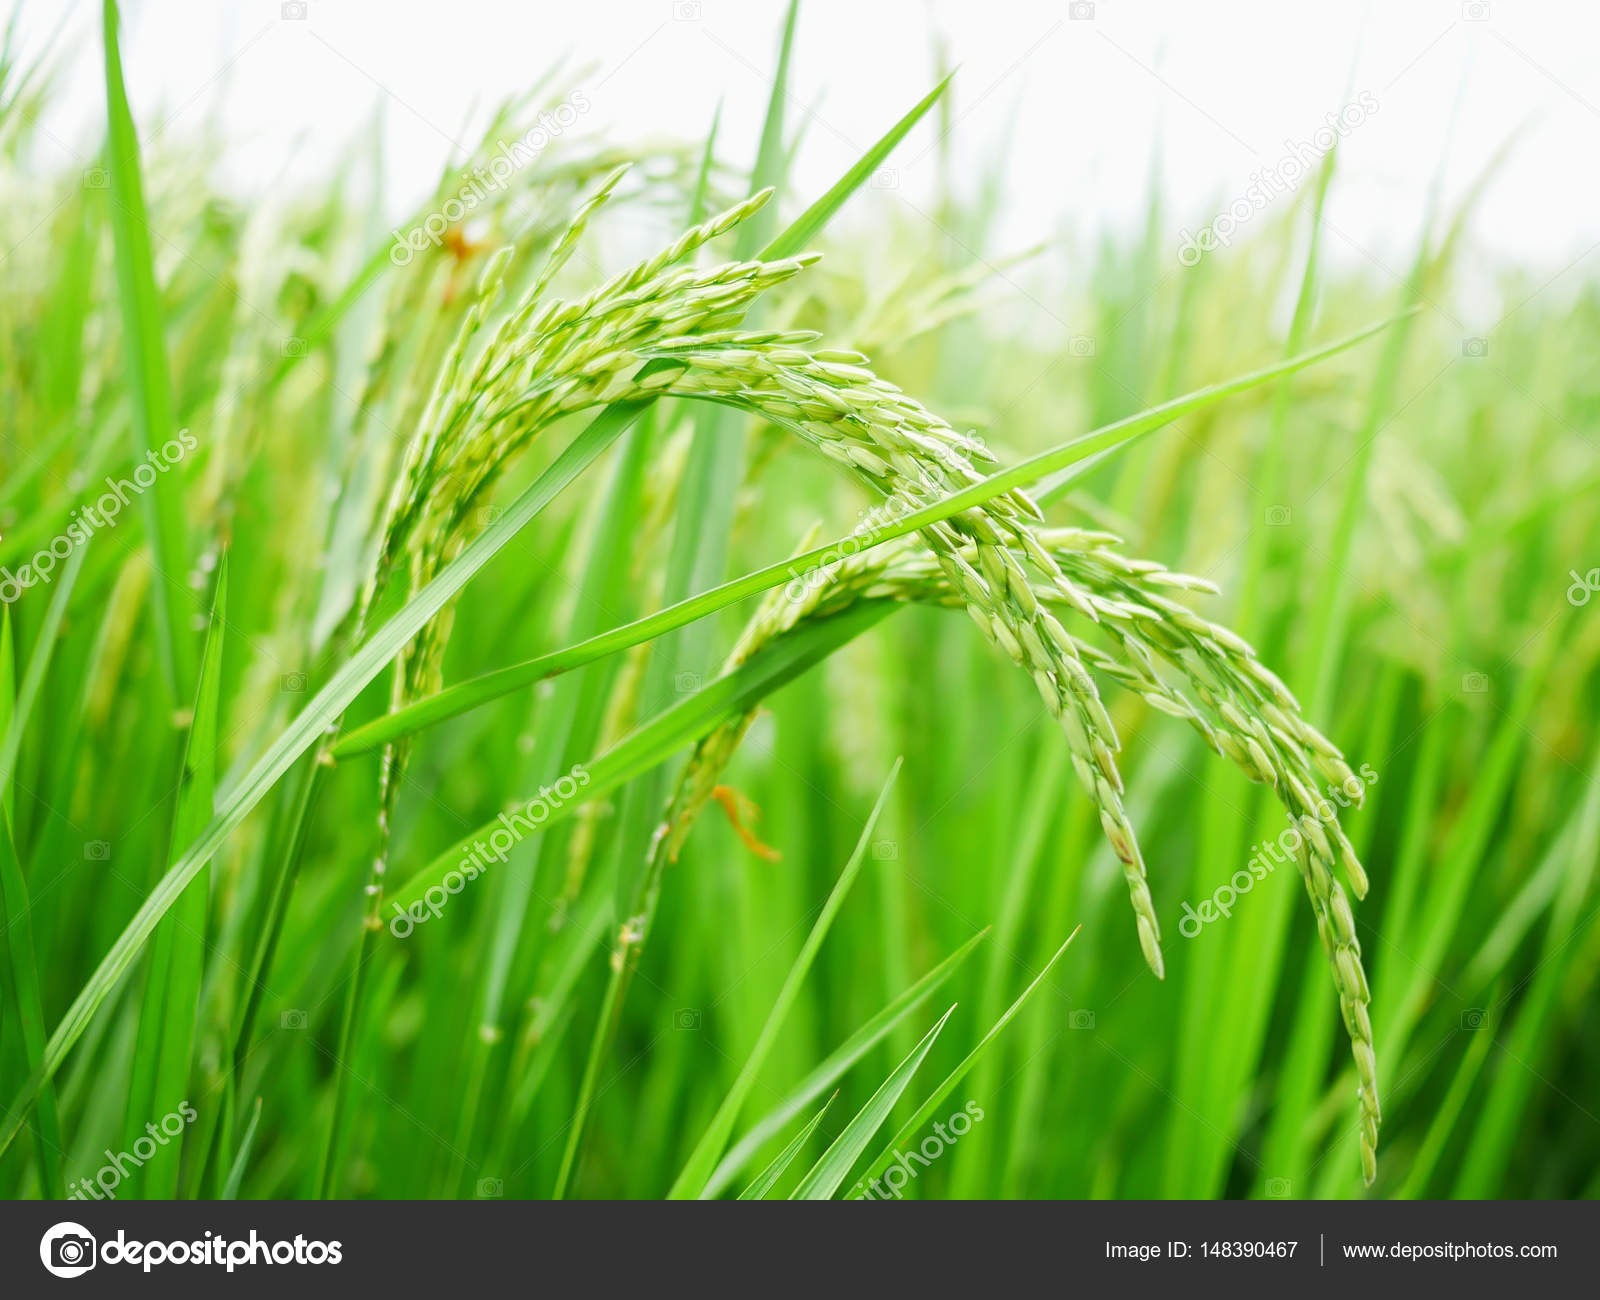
(1, 1, 1597, 1203)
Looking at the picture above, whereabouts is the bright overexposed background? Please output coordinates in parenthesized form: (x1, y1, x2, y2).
(10, 0, 1600, 282)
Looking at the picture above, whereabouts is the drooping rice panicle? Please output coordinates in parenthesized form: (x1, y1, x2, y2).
(650, 342, 1165, 978)
(694, 517, 1381, 1175)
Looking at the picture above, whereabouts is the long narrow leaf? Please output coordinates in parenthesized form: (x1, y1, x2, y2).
(669, 758, 903, 1199)
(391, 600, 896, 913)
(0, 610, 13, 825)
(335, 311, 1404, 758)
(760, 69, 954, 261)
(0, 544, 87, 796)
(128, 557, 228, 1197)
(703, 927, 988, 1199)
(219, 1097, 262, 1200)
(790, 1005, 956, 1200)
(0, 806, 62, 1197)
(101, 0, 192, 700)
(849, 927, 1080, 1195)
(738, 1096, 836, 1201)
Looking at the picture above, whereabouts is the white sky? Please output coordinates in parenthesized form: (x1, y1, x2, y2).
(11, 0, 1600, 278)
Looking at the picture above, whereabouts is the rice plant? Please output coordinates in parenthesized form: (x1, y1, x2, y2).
(0, 1, 1595, 1204)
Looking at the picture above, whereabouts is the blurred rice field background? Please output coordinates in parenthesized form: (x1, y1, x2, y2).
(1, 1, 1597, 1201)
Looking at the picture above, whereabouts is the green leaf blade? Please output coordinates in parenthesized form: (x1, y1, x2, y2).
(790, 1004, 956, 1200)
(669, 758, 903, 1199)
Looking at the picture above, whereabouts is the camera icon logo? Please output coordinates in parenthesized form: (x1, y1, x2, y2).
(870, 167, 899, 190)
(280, 672, 308, 693)
(83, 167, 109, 190)
(1461, 671, 1489, 694)
(673, 1, 702, 19)
(1068, 335, 1096, 357)
(1069, 0, 1096, 18)
(1069, 1009, 1096, 1029)
(870, 839, 898, 860)
(1265, 504, 1292, 526)
(282, 0, 309, 19)
(40, 1222, 97, 1278)
(673, 671, 701, 694)
(673, 1008, 702, 1030)
(281, 1009, 308, 1029)
(1461, 336, 1489, 358)
(84, 840, 111, 861)
(281, 336, 307, 358)
(1265, 1177, 1292, 1198)
(1460, 1007, 1488, 1030)
(476, 1177, 504, 1198)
